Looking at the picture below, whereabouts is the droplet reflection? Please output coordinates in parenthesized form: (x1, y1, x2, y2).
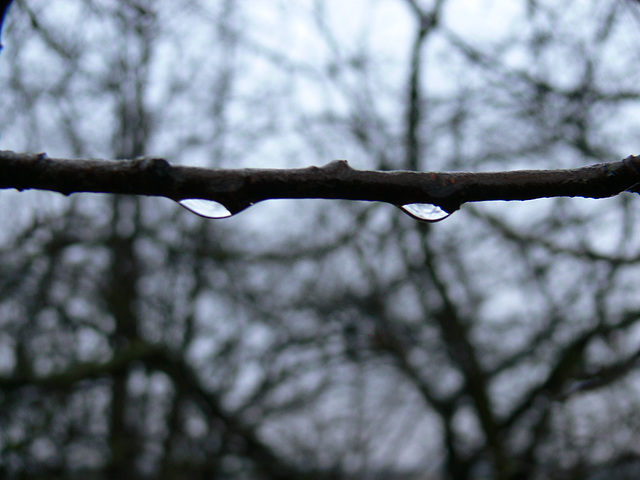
(400, 203, 451, 222)
(179, 198, 233, 219)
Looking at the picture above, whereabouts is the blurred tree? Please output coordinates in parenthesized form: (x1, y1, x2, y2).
(2, 1, 640, 480)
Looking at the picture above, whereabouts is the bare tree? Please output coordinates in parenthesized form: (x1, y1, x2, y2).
(2, 1, 640, 480)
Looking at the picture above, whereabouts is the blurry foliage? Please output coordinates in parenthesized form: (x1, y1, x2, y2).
(2, 0, 640, 479)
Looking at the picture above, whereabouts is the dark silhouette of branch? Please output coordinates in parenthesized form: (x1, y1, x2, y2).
(0, 340, 161, 391)
(1, 150, 639, 220)
(0, 0, 13, 49)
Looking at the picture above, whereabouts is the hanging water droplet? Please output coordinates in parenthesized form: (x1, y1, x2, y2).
(178, 198, 233, 219)
(399, 203, 452, 222)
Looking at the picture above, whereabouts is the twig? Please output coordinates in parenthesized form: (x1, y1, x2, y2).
(1, 150, 639, 218)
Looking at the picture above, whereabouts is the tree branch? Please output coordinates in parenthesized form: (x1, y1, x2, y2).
(0, 340, 161, 391)
(1, 150, 639, 220)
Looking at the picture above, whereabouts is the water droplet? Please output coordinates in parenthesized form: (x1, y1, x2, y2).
(399, 203, 452, 222)
(178, 198, 232, 219)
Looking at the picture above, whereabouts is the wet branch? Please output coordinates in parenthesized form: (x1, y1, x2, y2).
(1, 150, 639, 219)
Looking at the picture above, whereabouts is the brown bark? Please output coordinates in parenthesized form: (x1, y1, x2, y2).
(1, 150, 639, 217)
